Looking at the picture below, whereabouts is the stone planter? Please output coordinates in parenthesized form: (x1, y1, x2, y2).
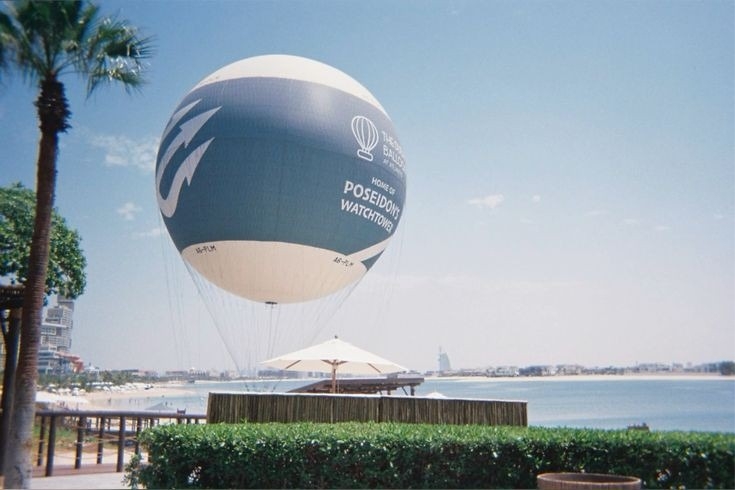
(537, 472, 642, 490)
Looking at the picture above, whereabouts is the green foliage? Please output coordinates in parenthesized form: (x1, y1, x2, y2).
(0, 182, 86, 298)
(132, 423, 735, 489)
(124, 454, 143, 490)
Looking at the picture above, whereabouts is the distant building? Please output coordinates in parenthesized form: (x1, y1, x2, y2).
(40, 296, 75, 352)
(519, 365, 557, 377)
(37, 348, 83, 374)
(490, 366, 520, 377)
(438, 347, 452, 373)
(38, 348, 61, 374)
(37, 296, 84, 374)
(556, 364, 584, 376)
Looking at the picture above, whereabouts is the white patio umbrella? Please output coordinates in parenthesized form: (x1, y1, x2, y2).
(261, 336, 407, 393)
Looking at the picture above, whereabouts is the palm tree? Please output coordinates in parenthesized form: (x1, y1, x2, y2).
(0, 2, 152, 486)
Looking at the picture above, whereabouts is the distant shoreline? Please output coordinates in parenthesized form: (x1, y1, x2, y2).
(424, 372, 731, 382)
(35, 372, 732, 411)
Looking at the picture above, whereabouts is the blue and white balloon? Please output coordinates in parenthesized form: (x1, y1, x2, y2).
(156, 55, 407, 304)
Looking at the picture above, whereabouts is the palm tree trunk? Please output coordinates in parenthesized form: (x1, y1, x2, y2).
(0, 308, 22, 476)
(2, 77, 64, 489)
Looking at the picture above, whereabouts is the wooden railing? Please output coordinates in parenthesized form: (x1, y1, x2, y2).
(34, 409, 206, 476)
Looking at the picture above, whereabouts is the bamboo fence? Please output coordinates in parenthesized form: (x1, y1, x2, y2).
(207, 393, 527, 426)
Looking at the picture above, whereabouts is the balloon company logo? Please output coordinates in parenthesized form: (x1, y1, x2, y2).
(156, 100, 221, 218)
(351, 115, 379, 162)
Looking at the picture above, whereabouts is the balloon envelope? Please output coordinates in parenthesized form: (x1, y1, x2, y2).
(156, 55, 407, 303)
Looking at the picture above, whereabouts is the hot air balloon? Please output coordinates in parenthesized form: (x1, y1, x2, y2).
(156, 55, 407, 373)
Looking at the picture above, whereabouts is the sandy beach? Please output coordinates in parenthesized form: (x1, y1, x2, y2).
(89, 384, 194, 407)
(36, 382, 197, 411)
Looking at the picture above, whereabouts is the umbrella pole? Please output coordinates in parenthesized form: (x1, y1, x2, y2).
(331, 364, 336, 393)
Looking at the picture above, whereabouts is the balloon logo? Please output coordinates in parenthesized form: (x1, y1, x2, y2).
(156, 100, 220, 218)
(351, 115, 379, 162)
(156, 55, 407, 304)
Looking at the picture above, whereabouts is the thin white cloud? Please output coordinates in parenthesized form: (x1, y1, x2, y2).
(87, 132, 159, 173)
(654, 225, 670, 232)
(622, 218, 641, 226)
(117, 202, 142, 221)
(713, 213, 724, 221)
(467, 194, 505, 209)
(584, 209, 608, 217)
(133, 226, 165, 238)
(532, 195, 541, 203)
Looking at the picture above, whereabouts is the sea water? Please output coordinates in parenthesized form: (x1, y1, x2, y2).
(118, 376, 735, 433)
(419, 377, 735, 432)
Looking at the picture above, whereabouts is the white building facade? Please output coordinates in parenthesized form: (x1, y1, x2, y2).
(38, 296, 80, 373)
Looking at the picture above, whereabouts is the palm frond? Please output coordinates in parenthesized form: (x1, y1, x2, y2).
(0, 0, 152, 92)
(14, 1, 61, 73)
(83, 15, 154, 95)
(0, 2, 42, 80)
(68, 2, 98, 51)
(2, 0, 83, 80)
(87, 55, 147, 94)
(58, 2, 98, 65)
(0, 10, 14, 73)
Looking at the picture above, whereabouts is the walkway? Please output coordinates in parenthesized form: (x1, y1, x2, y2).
(30, 471, 127, 489)
(0, 465, 126, 489)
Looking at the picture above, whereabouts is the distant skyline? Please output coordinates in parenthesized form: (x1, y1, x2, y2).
(1, 0, 733, 373)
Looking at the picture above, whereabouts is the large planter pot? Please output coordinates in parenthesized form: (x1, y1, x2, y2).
(537, 472, 642, 490)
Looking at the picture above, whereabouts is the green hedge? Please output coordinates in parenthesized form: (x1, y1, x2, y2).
(129, 423, 735, 489)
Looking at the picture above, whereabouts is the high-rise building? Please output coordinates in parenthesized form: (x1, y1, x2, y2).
(438, 346, 452, 373)
(38, 296, 82, 374)
(40, 296, 74, 352)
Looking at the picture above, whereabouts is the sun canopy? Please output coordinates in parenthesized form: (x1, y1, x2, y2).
(261, 336, 407, 392)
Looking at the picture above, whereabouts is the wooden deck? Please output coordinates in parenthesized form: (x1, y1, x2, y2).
(289, 376, 425, 395)
(33, 409, 206, 476)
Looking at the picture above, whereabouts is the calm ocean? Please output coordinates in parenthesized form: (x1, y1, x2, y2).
(121, 376, 735, 433)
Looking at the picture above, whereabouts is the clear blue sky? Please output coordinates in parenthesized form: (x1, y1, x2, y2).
(1, 0, 732, 373)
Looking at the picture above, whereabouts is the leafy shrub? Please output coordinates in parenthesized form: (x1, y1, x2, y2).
(130, 423, 735, 489)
